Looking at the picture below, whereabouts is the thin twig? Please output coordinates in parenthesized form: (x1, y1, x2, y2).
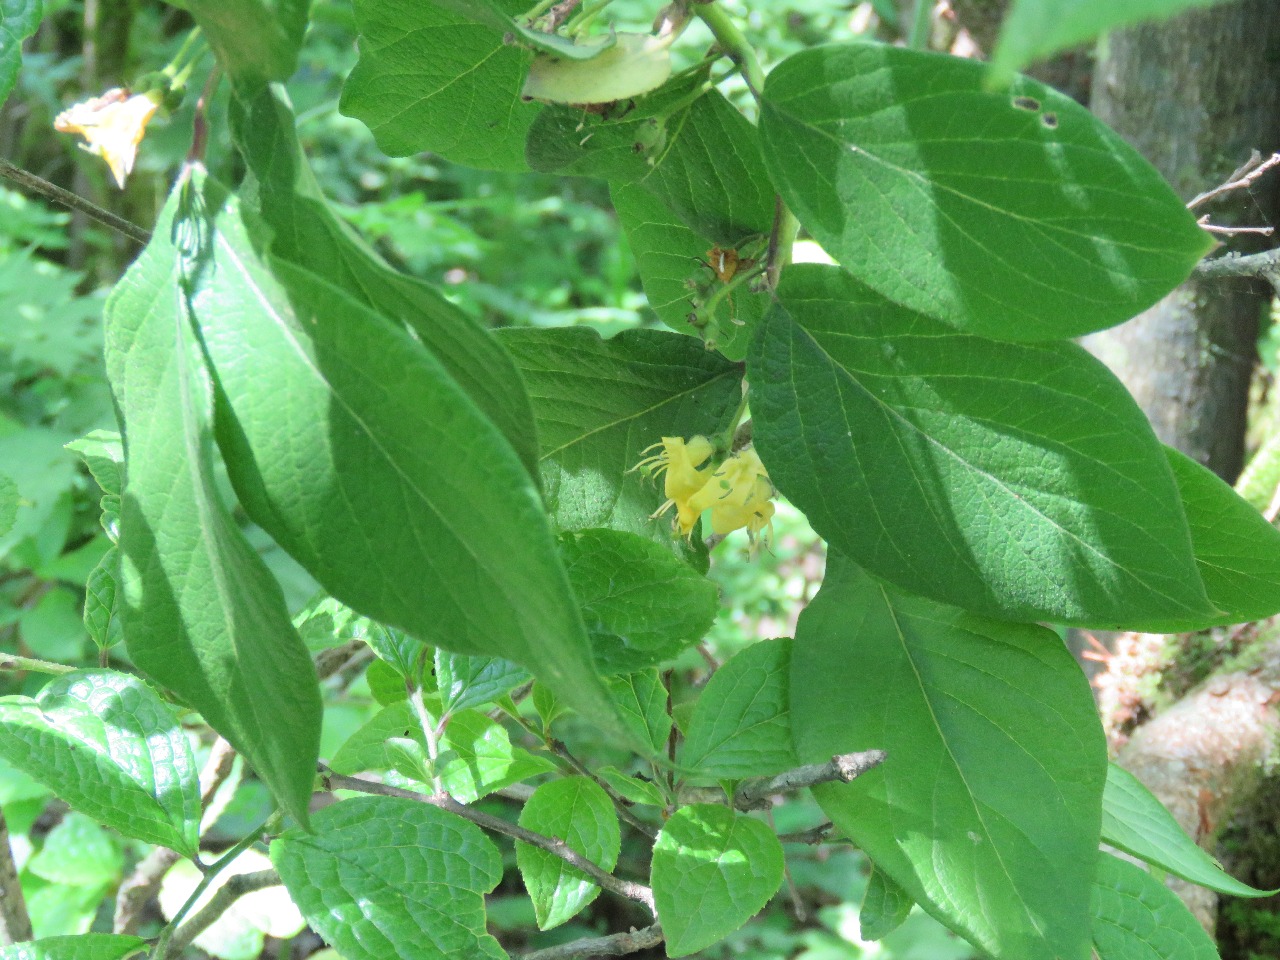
(320, 767, 656, 915)
(1197, 219, 1274, 237)
(1188, 151, 1280, 209)
(735, 750, 886, 811)
(1265, 480, 1280, 524)
(777, 821, 835, 845)
(0, 160, 151, 245)
(521, 923, 664, 960)
(0, 654, 77, 675)
(0, 808, 32, 946)
(1195, 246, 1280, 287)
(164, 869, 279, 957)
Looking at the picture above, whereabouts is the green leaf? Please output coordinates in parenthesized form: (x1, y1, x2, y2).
(294, 594, 381, 652)
(0, 936, 147, 960)
(605, 669, 671, 754)
(515, 777, 621, 930)
(610, 181, 767, 362)
(994, 0, 1233, 78)
(0, 0, 41, 111)
(340, 0, 539, 170)
(497, 326, 741, 562)
(749, 263, 1213, 628)
(860, 865, 914, 941)
(426, 0, 617, 59)
(365, 627, 429, 684)
(651, 804, 784, 956)
(759, 43, 1211, 341)
(272, 796, 507, 960)
(1102, 763, 1273, 898)
(680, 637, 794, 779)
(329, 701, 553, 801)
(437, 709, 556, 803)
(436, 651, 529, 714)
(104, 173, 321, 827)
(172, 0, 308, 83)
(26, 812, 122, 887)
(83, 546, 122, 651)
(0, 670, 200, 857)
(329, 701, 423, 775)
(1091, 854, 1219, 960)
(66, 430, 124, 497)
(560, 528, 718, 674)
(793, 555, 1106, 960)
(596, 765, 665, 807)
(184, 181, 616, 739)
(0, 471, 16, 538)
(231, 87, 540, 474)
(25, 880, 109, 938)
(1163, 447, 1280, 628)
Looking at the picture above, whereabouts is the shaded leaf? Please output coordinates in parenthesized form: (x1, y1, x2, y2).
(231, 87, 539, 474)
(560, 528, 718, 674)
(272, 796, 507, 960)
(652, 804, 784, 956)
(0, 670, 200, 857)
(760, 43, 1211, 341)
(860, 865, 914, 941)
(605, 670, 671, 754)
(516, 777, 621, 929)
(0, 472, 16, 539)
(436, 651, 529, 715)
(596, 765, 665, 807)
(749, 263, 1213, 628)
(1102, 763, 1273, 898)
(105, 173, 321, 826)
(680, 637, 794, 779)
(497, 326, 741, 564)
(610, 181, 767, 362)
(171, 0, 308, 83)
(185, 181, 617, 739)
(793, 554, 1105, 960)
(1091, 853, 1218, 960)
(340, 0, 538, 169)
(83, 546, 122, 651)
(0, 0, 41, 112)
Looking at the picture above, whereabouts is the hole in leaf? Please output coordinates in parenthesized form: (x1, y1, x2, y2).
(1012, 95, 1040, 111)
(1041, 112, 1059, 129)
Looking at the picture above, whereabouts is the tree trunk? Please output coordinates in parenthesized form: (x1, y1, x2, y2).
(1080, 1, 1280, 483)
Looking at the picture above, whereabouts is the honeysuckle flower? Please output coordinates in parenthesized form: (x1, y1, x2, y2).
(54, 88, 162, 189)
(686, 447, 775, 543)
(633, 435, 716, 537)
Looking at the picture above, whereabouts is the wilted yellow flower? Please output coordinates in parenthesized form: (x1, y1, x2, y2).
(54, 88, 161, 189)
(686, 447, 775, 543)
(634, 436, 716, 537)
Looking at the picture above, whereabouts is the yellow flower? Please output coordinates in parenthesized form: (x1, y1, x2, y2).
(634, 436, 716, 537)
(634, 437, 775, 544)
(54, 88, 161, 189)
(686, 447, 775, 543)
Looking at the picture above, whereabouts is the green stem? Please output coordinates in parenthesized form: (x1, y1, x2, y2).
(0, 654, 76, 676)
(766, 197, 800, 290)
(162, 27, 204, 81)
(564, 0, 610, 35)
(693, 2, 765, 98)
(908, 0, 932, 50)
(151, 812, 280, 960)
(409, 686, 444, 794)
